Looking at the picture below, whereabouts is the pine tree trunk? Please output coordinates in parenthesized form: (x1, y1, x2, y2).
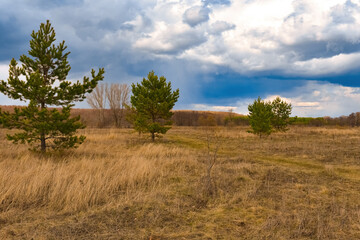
(40, 101, 46, 152)
(40, 133, 46, 152)
(151, 132, 155, 142)
(151, 114, 156, 141)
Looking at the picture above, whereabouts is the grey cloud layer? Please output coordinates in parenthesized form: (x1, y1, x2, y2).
(3, 0, 360, 77)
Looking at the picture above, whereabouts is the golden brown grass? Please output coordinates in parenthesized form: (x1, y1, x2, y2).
(1, 126, 360, 239)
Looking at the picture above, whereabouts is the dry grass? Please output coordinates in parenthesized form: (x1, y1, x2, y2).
(0, 126, 360, 239)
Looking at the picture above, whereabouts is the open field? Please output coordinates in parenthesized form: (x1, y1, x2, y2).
(1, 126, 360, 239)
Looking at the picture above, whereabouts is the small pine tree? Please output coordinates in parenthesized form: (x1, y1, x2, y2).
(0, 20, 104, 152)
(271, 97, 292, 132)
(248, 97, 273, 138)
(130, 71, 179, 141)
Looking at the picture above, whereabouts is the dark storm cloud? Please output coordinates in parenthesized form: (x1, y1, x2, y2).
(50, 1, 155, 40)
(0, 17, 30, 61)
(32, 0, 84, 9)
(280, 40, 360, 62)
(200, 73, 306, 105)
(0, 1, 155, 67)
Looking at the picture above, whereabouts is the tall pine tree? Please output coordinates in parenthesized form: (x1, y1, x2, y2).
(248, 97, 274, 138)
(271, 97, 292, 132)
(0, 20, 104, 152)
(131, 71, 179, 141)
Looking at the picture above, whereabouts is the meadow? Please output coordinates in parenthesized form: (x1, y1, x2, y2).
(0, 126, 360, 239)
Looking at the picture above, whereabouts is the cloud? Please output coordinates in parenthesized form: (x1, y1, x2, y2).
(202, 0, 231, 6)
(177, 0, 360, 77)
(0, 17, 30, 61)
(191, 103, 237, 112)
(331, 0, 358, 24)
(294, 102, 320, 107)
(32, 0, 84, 10)
(134, 23, 207, 55)
(265, 81, 360, 117)
(0, 63, 27, 106)
(290, 52, 360, 76)
(183, 6, 210, 27)
(208, 21, 235, 35)
(0, 63, 9, 80)
(3, 0, 360, 79)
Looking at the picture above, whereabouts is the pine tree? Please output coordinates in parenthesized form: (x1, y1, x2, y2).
(130, 71, 179, 141)
(248, 97, 273, 138)
(271, 97, 292, 132)
(0, 20, 104, 152)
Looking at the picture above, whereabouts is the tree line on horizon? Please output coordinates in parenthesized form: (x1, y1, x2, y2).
(82, 96, 360, 129)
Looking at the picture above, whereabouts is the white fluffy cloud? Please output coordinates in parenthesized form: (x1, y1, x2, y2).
(121, 0, 360, 76)
(290, 52, 360, 76)
(134, 22, 207, 55)
(0, 63, 26, 106)
(0, 63, 8, 80)
(279, 81, 360, 117)
(262, 81, 360, 117)
(191, 104, 236, 112)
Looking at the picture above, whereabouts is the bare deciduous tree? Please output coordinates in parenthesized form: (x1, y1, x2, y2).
(87, 83, 106, 127)
(197, 126, 221, 206)
(203, 127, 220, 197)
(106, 83, 130, 128)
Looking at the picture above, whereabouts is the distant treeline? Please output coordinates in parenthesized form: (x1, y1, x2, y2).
(1, 105, 360, 128)
(221, 113, 360, 127)
(174, 111, 360, 127)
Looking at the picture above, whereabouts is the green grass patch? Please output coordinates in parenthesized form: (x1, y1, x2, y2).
(257, 155, 324, 171)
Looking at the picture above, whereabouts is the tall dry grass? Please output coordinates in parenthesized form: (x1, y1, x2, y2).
(0, 129, 194, 213)
(1, 126, 360, 239)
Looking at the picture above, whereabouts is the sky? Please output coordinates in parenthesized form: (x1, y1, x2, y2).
(1, 0, 360, 117)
